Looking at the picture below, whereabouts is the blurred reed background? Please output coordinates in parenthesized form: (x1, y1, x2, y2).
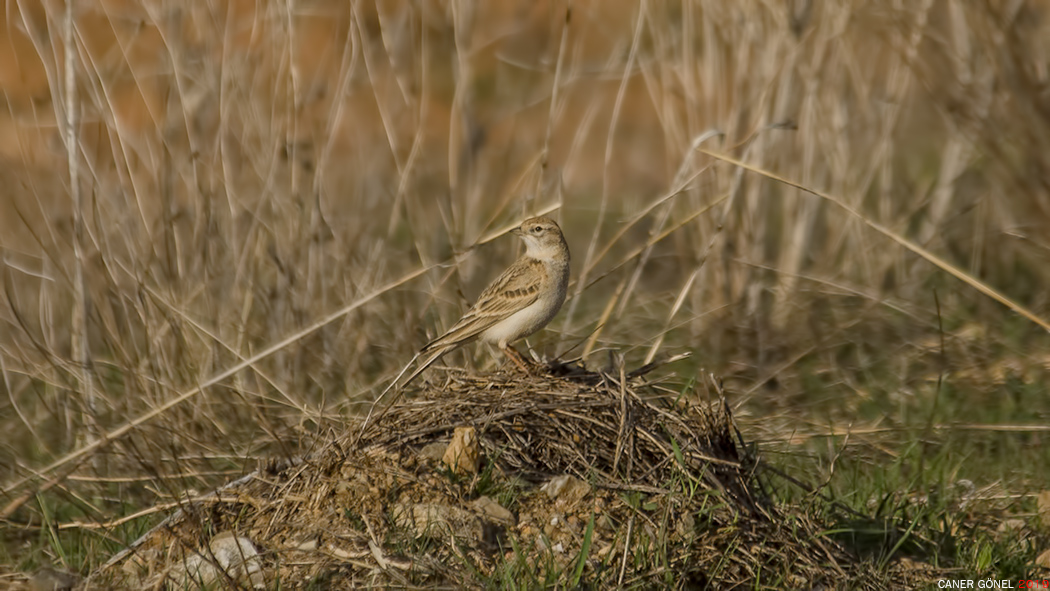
(1, 0, 1049, 570)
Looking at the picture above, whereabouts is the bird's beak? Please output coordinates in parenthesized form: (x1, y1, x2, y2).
(510, 227, 523, 236)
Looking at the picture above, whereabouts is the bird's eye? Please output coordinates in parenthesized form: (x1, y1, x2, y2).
(533, 225, 543, 233)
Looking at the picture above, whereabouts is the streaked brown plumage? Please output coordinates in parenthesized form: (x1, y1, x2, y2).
(400, 215, 570, 387)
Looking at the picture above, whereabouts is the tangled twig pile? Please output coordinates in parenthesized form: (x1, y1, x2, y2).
(364, 369, 765, 517)
(91, 366, 886, 589)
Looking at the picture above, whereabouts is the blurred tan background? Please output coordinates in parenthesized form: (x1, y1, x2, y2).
(1, 0, 1049, 470)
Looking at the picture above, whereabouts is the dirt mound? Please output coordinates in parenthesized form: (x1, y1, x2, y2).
(89, 367, 887, 589)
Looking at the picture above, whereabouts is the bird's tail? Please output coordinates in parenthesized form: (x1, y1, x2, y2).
(398, 346, 446, 391)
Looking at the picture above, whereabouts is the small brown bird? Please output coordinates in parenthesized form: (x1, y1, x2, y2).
(357, 216, 570, 437)
(399, 215, 571, 387)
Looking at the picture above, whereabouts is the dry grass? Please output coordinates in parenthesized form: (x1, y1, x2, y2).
(1, 0, 1049, 587)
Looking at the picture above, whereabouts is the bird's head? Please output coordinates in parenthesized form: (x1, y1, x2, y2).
(512, 216, 568, 261)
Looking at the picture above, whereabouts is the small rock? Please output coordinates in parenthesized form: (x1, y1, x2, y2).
(952, 479, 976, 508)
(675, 512, 696, 541)
(335, 479, 370, 504)
(29, 568, 80, 591)
(442, 426, 481, 476)
(953, 479, 975, 496)
(997, 518, 1027, 535)
(419, 442, 446, 463)
(471, 496, 515, 526)
(393, 503, 482, 540)
(552, 542, 565, 553)
(120, 553, 154, 586)
(541, 475, 591, 508)
(169, 532, 265, 589)
(295, 538, 318, 551)
(1038, 490, 1050, 531)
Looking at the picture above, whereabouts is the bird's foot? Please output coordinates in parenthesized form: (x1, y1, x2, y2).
(501, 346, 537, 375)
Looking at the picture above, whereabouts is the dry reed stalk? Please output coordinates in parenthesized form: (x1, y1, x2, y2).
(0, 262, 439, 517)
(698, 146, 1050, 334)
(62, 0, 96, 442)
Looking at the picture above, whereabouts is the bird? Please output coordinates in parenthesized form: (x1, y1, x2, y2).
(354, 216, 570, 440)
(398, 215, 571, 388)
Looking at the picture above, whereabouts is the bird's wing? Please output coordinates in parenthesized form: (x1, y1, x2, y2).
(422, 256, 545, 352)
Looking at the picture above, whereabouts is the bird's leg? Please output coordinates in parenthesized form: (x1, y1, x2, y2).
(500, 344, 533, 374)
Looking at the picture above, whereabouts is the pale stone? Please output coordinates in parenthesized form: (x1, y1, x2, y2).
(442, 426, 481, 476)
(541, 474, 591, 508)
(471, 495, 515, 526)
(168, 532, 265, 589)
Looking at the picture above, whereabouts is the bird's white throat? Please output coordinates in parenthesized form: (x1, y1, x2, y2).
(523, 238, 567, 261)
